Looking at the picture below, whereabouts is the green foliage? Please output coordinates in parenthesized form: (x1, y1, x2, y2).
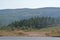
(7, 16, 60, 30)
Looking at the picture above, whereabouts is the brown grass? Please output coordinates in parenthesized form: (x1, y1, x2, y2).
(45, 30, 60, 37)
(0, 30, 27, 36)
(0, 29, 60, 37)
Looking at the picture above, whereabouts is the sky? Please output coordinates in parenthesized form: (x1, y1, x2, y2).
(0, 0, 60, 9)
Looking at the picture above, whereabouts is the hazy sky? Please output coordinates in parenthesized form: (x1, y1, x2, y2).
(0, 0, 60, 9)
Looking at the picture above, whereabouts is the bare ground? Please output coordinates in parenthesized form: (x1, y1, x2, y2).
(26, 32, 47, 37)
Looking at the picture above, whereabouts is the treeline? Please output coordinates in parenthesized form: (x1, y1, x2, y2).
(8, 16, 60, 30)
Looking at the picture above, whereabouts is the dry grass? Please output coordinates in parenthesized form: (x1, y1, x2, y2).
(13, 30, 27, 36)
(0, 27, 60, 37)
(0, 30, 27, 36)
(0, 30, 60, 37)
(45, 29, 60, 37)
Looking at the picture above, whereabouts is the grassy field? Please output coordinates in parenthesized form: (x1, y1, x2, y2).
(40, 26, 60, 31)
(39, 26, 60, 37)
(0, 26, 60, 37)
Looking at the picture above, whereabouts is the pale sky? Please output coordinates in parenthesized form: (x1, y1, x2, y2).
(0, 0, 60, 9)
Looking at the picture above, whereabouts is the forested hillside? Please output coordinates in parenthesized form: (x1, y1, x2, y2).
(8, 17, 60, 30)
(1, 7, 60, 25)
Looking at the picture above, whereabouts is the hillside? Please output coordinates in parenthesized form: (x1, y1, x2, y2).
(0, 7, 60, 25)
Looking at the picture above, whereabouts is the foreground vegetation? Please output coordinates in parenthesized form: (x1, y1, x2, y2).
(7, 16, 60, 30)
(0, 16, 60, 37)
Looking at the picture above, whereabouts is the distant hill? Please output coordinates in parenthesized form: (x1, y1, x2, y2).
(0, 7, 60, 25)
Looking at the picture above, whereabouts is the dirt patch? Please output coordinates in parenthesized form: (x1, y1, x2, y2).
(25, 32, 47, 37)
